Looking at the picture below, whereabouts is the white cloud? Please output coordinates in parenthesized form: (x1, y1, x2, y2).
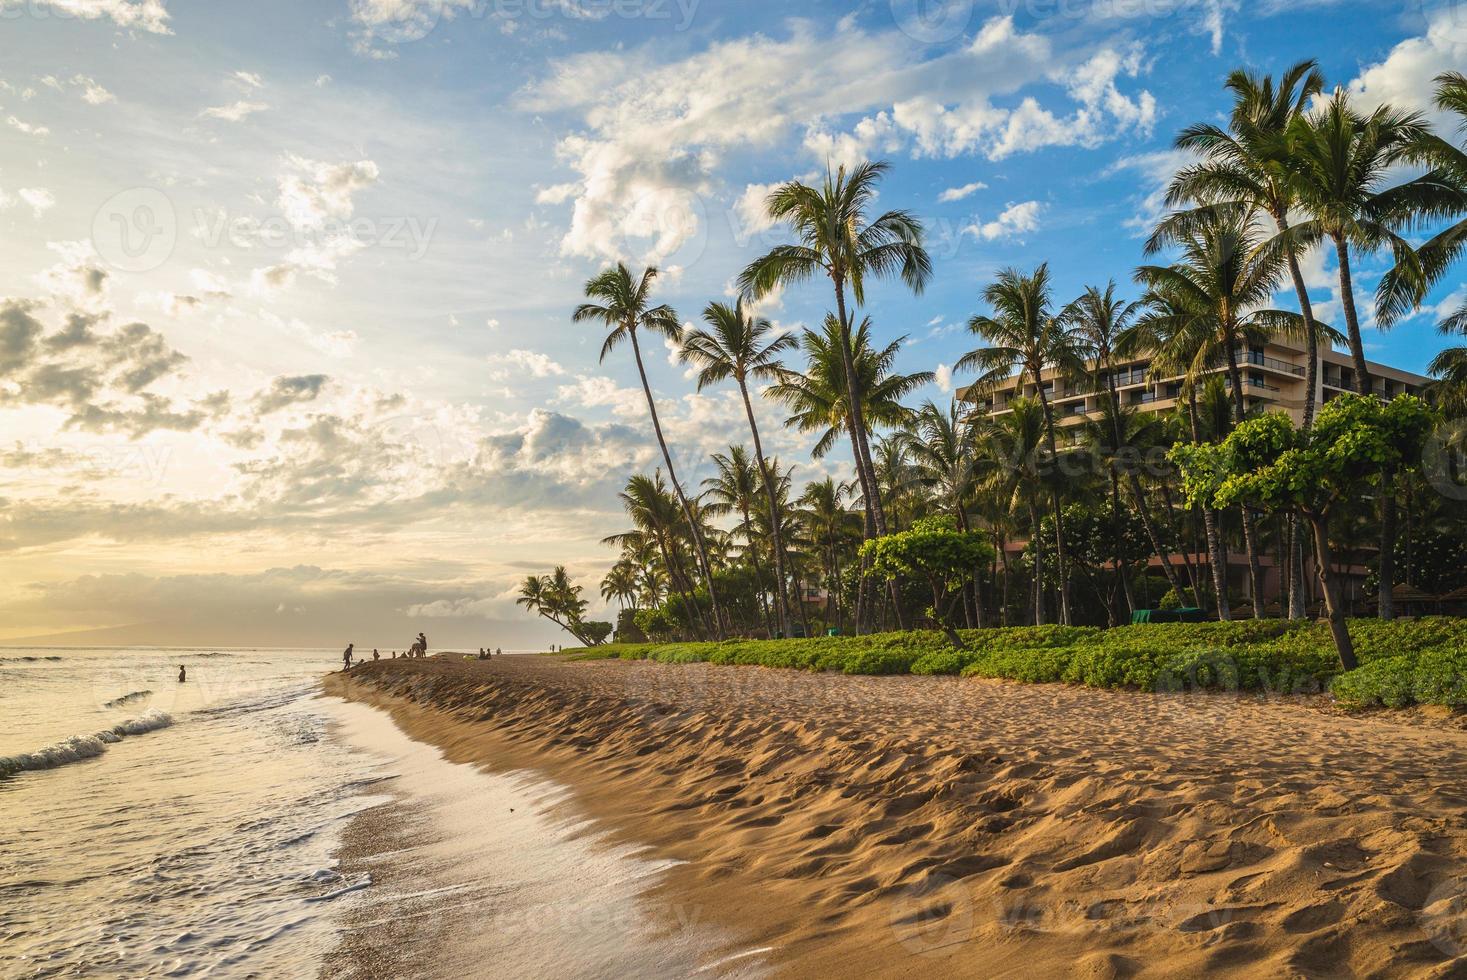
(935, 363, 953, 393)
(232, 70, 264, 89)
(276, 156, 380, 231)
(938, 181, 987, 202)
(17, 187, 55, 217)
(554, 374, 645, 419)
(6, 115, 49, 137)
(1, 0, 171, 34)
(522, 16, 1154, 263)
(963, 200, 1042, 241)
(201, 100, 268, 122)
(1347, 10, 1467, 129)
(486, 348, 566, 381)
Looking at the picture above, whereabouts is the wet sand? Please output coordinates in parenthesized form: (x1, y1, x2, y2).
(325, 655, 1467, 977)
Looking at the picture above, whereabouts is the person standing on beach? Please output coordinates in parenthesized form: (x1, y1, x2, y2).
(343, 643, 354, 670)
(417, 632, 428, 658)
(373, 648, 380, 661)
(178, 665, 186, 683)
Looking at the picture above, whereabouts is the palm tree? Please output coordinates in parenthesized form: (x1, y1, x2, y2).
(1157, 60, 1327, 429)
(1288, 90, 1432, 396)
(1136, 211, 1315, 618)
(573, 264, 724, 638)
(1068, 282, 1190, 602)
(680, 299, 797, 635)
(958, 264, 1087, 624)
(701, 445, 774, 634)
(770, 315, 930, 632)
(739, 160, 932, 540)
(902, 400, 985, 625)
(798, 477, 862, 631)
(607, 472, 707, 638)
(518, 567, 593, 644)
(601, 560, 640, 612)
(975, 397, 1050, 625)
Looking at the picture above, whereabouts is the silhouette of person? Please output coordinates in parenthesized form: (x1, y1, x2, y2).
(343, 643, 354, 670)
(178, 665, 186, 683)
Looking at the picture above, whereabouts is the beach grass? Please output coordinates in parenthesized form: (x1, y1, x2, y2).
(559, 618, 1467, 709)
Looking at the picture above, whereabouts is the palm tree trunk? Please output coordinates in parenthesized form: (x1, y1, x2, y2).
(738, 380, 791, 636)
(1333, 235, 1373, 396)
(629, 328, 724, 639)
(997, 531, 1011, 627)
(1276, 214, 1321, 429)
(832, 280, 887, 537)
(1028, 499, 1045, 626)
(1110, 470, 1136, 616)
(1031, 376, 1071, 625)
(740, 501, 773, 636)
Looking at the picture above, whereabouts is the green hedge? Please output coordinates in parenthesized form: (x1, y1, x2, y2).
(558, 618, 1467, 710)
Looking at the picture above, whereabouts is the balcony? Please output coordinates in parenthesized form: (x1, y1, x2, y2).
(1239, 351, 1305, 377)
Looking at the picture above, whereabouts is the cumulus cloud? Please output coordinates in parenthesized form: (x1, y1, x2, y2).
(1346, 10, 1467, 129)
(276, 156, 380, 231)
(0, 300, 205, 438)
(522, 16, 1154, 263)
(486, 348, 566, 381)
(964, 200, 1042, 241)
(6, 115, 49, 138)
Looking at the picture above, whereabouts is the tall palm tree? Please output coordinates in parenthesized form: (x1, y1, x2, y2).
(1136, 211, 1313, 618)
(739, 160, 932, 539)
(1287, 94, 1444, 622)
(573, 264, 724, 638)
(680, 299, 797, 635)
(1287, 90, 1432, 396)
(600, 560, 640, 612)
(1156, 60, 1327, 429)
(958, 264, 1087, 624)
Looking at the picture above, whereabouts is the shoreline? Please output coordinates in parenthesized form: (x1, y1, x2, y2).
(326, 656, 1467, 977)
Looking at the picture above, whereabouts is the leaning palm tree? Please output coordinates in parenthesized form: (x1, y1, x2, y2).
(607, 472, 708, 638)
(1136, 211, 1315, 618)
(680, 299, 797, 635)
(1156, 60, 1327, 429)
(573, 264, 724, 638)
(958, 264, 1087, 625)
(739, 160, 932, 539)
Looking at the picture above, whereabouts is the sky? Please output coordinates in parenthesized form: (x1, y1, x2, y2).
(0, 0, 1463, 648)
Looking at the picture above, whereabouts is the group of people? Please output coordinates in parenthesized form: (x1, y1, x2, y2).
(476, 647, 502, 660)
(341, 633, 428, 670)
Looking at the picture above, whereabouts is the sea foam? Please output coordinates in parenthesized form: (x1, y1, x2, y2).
(0, 709, 174, 779)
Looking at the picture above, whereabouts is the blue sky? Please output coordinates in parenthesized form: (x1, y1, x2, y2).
(0, 0, 1462, 645)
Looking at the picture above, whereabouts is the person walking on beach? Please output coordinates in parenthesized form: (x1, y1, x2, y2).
(416, 632, 428, 658)
(178, 665, 186, 683)
(343, 643, 354, 670)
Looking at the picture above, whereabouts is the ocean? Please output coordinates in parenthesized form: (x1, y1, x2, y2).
(0, 648, 747, 978)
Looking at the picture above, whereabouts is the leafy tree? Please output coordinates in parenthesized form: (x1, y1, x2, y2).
(1173, 394, 1435, 668)
(861, 515, 994, 649)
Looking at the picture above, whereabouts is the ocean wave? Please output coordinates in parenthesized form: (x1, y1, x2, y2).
(103, 690, 153, 708)
(0, 709, 174, 779)
(0, 655, 63, 663)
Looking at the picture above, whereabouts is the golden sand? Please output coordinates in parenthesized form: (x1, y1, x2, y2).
(325, 656, 1467, 977)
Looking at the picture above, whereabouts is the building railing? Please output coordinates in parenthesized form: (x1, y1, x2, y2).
(1240, 351, 1306, 377)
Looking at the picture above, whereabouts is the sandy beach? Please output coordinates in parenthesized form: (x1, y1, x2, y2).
(325, 656, 1467, 977)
